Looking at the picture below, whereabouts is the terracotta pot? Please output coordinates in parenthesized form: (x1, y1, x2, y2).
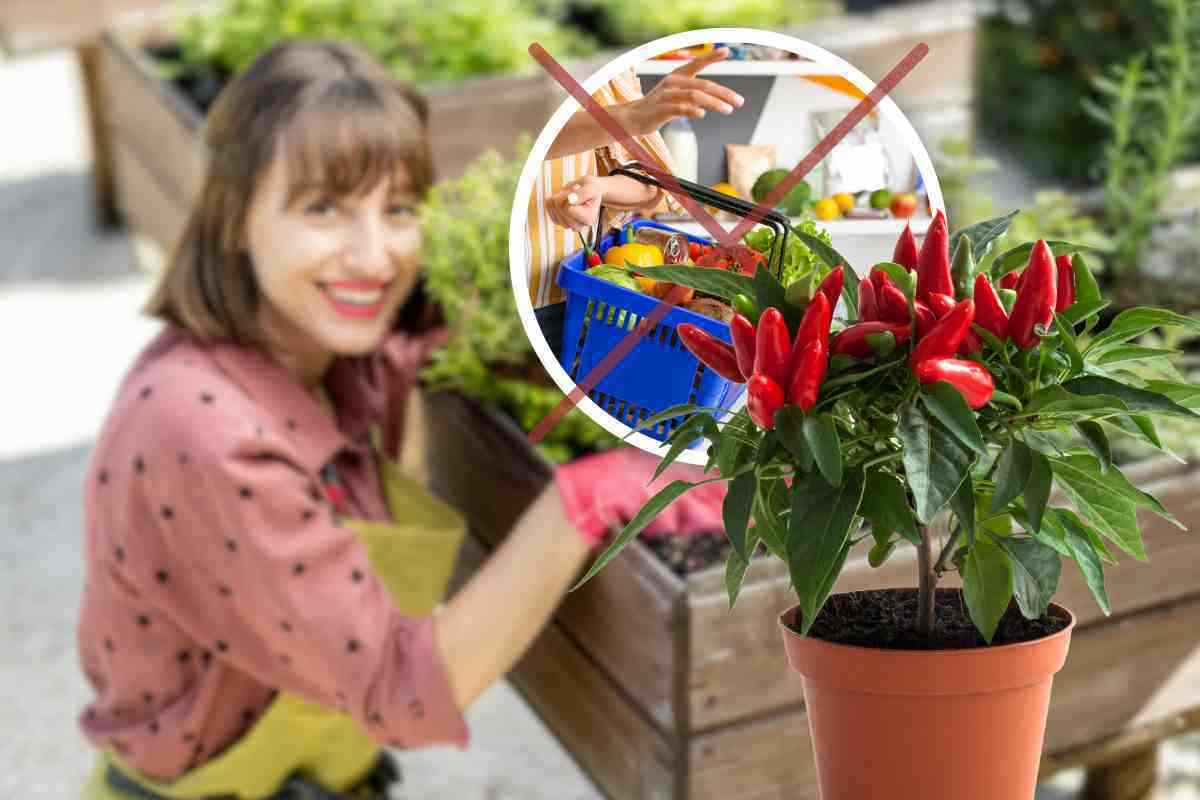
(779, 589, 1075, 800)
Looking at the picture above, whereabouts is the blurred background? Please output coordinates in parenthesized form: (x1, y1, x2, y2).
(2, 0, 1199, 798)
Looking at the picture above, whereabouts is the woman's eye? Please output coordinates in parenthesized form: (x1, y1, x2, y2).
(388, 203, 416, 218)
(304, 199, 338, 216)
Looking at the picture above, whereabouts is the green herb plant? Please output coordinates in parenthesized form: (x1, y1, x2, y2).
(575, 211, 1200, 645)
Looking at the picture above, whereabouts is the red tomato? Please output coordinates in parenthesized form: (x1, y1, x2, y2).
(688, 241, 702, 261)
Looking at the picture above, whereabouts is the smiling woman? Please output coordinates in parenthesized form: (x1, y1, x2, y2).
(79, 38, 727, 800)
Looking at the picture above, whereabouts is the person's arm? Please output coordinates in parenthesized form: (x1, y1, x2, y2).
(544, 48, 744, 161)
(543, 172, 662, 232)
(433, 483, 588, 708)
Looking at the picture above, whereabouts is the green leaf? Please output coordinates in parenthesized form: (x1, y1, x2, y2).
(1061, 376, 1200, 419)
(812, 538, 853, 616)
(950, 210, 1020, 263)
(990, 240, 1103, 279)
(1106, 414, 1171, 455)
(1058, 511, 1111, 616)
(1060, 299, 1110, 327)
(1024, 451, 1054, 539)
(1075, 421, 1112, 472)
(716, 413, 755, 477)
(1049, 456, 1148, 561)
(752, 479, 789, 560)
(628, 403, 707, 437)
(723, 471, 758, 561)
(803, 414, 843, 487)
(1071, 252, 1103, 306)
(1059, 455, 1181, 528)
(1144, 380, 1200, 410)
(1095, 346, 1181, 367)
(753, 263, 801, 336)
(1023, 386, 1130, 419)
(897, 402, 976, 524)
(628, 265, 754, 303)
(1089, 307, 1200, 353)
(996, 536, 1062, 620)
(991, 440, 1033, 513)
(921, 382, 988, 456)
(572, 477, 723, 590)
(840, 262, 861, 319)
(950, 472, 977, 546)
(868, 535, 898, 568)
(774, 406, 813, 470)
(788, 469, 866, 634)
(1054, 314, 1085, 378)
(962, 537, 1014, 644)
(724, 524, 760, 610)
(653, 414, 719, 481)
(791, 226, 855, 275)
(859, 471, 921, 546)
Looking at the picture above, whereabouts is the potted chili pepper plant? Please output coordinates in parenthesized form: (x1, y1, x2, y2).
(575, 208, 1200, 800)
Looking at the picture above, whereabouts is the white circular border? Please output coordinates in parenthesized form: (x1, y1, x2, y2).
(508, 27, 944, 465)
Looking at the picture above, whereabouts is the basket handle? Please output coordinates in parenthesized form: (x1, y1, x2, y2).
(606, 161, 791, 278)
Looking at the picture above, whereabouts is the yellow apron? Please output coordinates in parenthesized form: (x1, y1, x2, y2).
(83, 425, 466, 799)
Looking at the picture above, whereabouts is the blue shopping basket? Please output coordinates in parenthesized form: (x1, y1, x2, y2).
(555, 162, 791, 445)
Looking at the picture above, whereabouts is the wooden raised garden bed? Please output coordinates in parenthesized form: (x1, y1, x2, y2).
(92, 22, 603, 253)
(425, 389, 1200, 800)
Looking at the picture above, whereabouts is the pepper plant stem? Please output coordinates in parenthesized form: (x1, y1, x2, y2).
(917, 524, 937, 636)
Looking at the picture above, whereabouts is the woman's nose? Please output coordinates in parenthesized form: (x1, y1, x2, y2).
(344, 215, 392, 278)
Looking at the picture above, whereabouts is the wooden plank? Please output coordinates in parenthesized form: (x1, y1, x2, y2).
(78, 42, 121, 228)
(1043, 592, 1200, 755)
(455, 531, 679, 800)
(685, 459, 1200, 732)
(688, 705, 817, 800)
(421, 391, 686, 733)
(109, 135, 190, 253)
(0, 0, 177, 54)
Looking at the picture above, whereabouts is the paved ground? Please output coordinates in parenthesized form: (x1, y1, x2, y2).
(1, 45, 1198, 800)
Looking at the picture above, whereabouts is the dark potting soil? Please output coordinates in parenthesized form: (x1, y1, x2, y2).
(793, 588, 1070, 650)
(642, 531, 765, 577)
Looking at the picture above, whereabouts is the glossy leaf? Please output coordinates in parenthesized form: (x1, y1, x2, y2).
(804, 414, 843, 487)
(997, 536, 1061, 620)
(950, 210, 1020, 263)
(788, 469, 866, 634)
(860, 471, 921, 546)
(723, 471, 758, 561)
(962, 537, 1014, 644)
(922, 381, 988, 456)
(897, 402, 976, 524)
(991, 440, 1033, 513)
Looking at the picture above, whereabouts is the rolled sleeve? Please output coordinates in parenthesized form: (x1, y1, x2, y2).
(130, 372, 469, 749)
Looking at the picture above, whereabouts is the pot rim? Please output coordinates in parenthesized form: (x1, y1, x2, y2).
(778, 589, 1075, 657)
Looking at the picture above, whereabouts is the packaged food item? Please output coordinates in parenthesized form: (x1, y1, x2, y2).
(661, 117, 699, 184)
(726, 144, 776, 205)
(632, 226, 689, 264)
(813, 110, 888, 196)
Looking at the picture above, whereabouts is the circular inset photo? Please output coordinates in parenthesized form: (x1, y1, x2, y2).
(509, 28, 943, 465)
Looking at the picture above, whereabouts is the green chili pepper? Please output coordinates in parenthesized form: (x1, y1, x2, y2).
(951, 234, 976, 299)
(732, 293, 761, 325)
(998, 288, 1018, 314)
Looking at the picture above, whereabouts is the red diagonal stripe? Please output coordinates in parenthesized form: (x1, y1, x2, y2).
(526, 43, 927, 446)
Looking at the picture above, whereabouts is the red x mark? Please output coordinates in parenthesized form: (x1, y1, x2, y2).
(527, 41, 928, 445)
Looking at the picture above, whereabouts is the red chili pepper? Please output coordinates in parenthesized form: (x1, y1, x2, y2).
(858, 279, 879, 322)
(688, 241, 703, 261)
(787, 340, 827, 412)
(747, 374, 785, 429)
(910, 298, 975, 368)
(677, 324, 745, 383)
(926, 292, 956, 319)
(1055, 253, 1076, 311)
(973, 273, 1009, 340)
(586, 251, 602, 267)
(816, 265, 845, 309)
(1007, 240, 1058, 349)
(916, 209, 953, 301)
(876, 273, 910, 324)
(788, 292, 832, 379)
(892, 223, 919, 272)
(999, 270, 1022, 291)
(914, 300, 937, 339)
(915, 358, 995, 409)
(755, 307, 792, 388)
(729, 314, 757, 382)
(831, 321, 911, 359)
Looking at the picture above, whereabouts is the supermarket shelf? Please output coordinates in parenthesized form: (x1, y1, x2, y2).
(635, 59, 830, 77)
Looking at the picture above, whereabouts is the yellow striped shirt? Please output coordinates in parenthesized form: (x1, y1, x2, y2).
(525, 67, 680, 309)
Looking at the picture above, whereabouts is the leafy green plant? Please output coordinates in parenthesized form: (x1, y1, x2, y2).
(1083, 0, 1200, 278)
(175, 0, 594, 86)
(418, 138, 618, 463)
(574, 209, 1200, 645)
(743, 219, 833, 291)
(574, 0, 836, 46)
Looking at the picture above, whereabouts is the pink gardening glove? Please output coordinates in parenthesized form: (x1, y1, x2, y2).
(555, 446, 729, 549)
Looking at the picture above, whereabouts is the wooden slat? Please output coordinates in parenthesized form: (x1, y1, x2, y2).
(421, 391, 686, 732)
(688, 705, 817, 800)
(455, 531, 678, 800)
(109, 136, 190, 253)
(686, 458, 1200, 732)
(0, 0, 177, 54)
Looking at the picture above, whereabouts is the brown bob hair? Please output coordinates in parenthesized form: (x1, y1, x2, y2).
(144, 39, 434, 346)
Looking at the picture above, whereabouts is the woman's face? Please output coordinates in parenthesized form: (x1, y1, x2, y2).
(243, 142, 422, 385)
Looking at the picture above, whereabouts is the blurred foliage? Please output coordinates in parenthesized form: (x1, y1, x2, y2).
(1083, 0, 1200, 277)
(175, 0, 595, 85)
(1104, 327, 1200, 463)
(418, 137, 619, 464)
(978, 0, 1200, 183)
(568, 0, 837, 46)
(932, 136, 1001, 229)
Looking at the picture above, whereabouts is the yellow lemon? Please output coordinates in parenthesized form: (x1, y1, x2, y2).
(707, 182, 740, 214)
(833, 192, 855, 213)
(815, 198, 841, 221)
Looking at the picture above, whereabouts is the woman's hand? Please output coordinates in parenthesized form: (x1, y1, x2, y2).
(620, 48, 745, 135)
(556, 446, 727, 548)
(545, 174, 604, 233)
